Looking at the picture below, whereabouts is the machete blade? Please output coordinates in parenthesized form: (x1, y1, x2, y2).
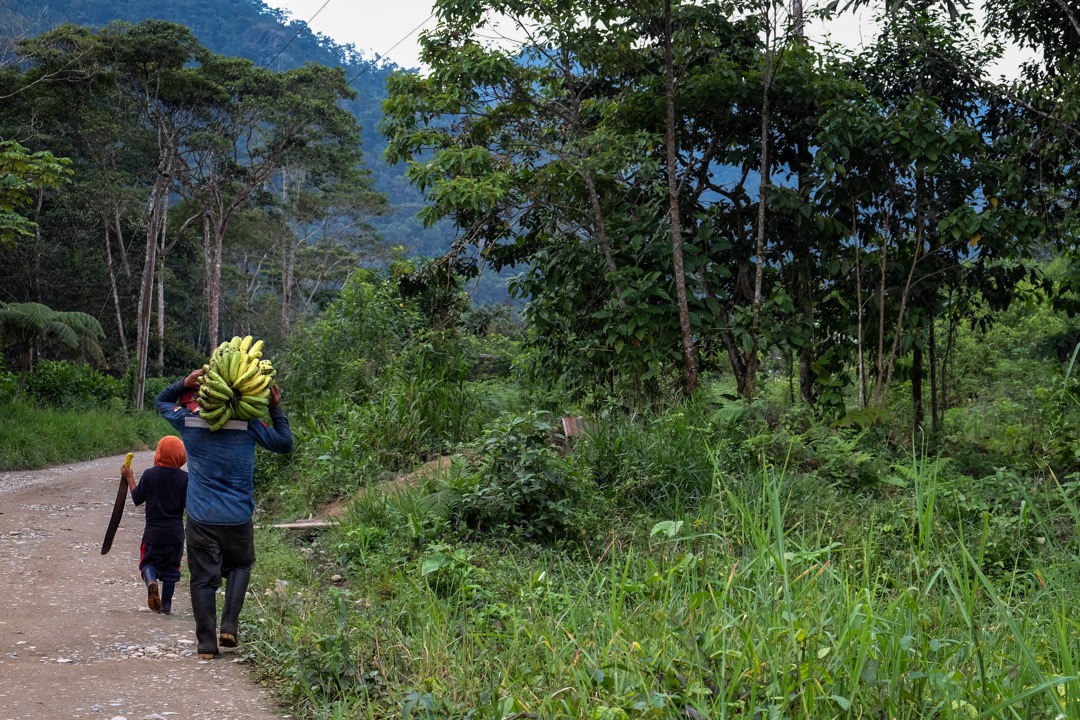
(101, 452, 134, 555)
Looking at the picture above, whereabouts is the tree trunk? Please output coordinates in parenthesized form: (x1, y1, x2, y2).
(156, 201, 168, 370)
(134, 167, 168, 410)
(856, 224, 865, 408)
(912, 340, 924, 431)
(280, 167, 298, 339)
(788, 348, 795, 404)
(874, 238, 887, 405)
(929, 313, 939, 434)
(748, 24, 776, 402)
(720, 322, 750, 398)
(207, 215, 225, 351)
(103, 218, 129, 363)
(663, 0, 698, 394)
(280, 235, 295, 339)
(942, 308, 959, 418)
(115, 207, 130, 277)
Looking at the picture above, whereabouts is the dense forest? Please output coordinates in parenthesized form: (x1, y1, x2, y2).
(0, 0, 467, 282)
(4, 0, 1080, 718)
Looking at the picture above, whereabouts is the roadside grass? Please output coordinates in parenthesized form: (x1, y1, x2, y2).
(246, 437, 1080, 720)
(0, 399, 167, 471)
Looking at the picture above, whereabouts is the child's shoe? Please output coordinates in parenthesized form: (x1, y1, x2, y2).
(160, 581, 175, 615)
(146, 580, 161, 612)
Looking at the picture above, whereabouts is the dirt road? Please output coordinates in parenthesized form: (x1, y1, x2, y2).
(0, 452, 289, 720)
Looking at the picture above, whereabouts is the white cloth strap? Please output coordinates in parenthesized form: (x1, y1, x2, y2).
(184, 415, 248, 431)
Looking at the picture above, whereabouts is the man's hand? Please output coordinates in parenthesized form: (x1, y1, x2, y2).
(183, 368, 206, 389)
(269, 384, 282, 409)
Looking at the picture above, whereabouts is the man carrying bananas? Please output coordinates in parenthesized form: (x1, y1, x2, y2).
(155, 365, 293, 660)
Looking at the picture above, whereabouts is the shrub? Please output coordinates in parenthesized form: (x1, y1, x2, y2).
(323, 333, 476, 473)
(24, 359, 123, 409)
(0, 353, 17, 402)
(285, 270, 420, 416)
(575, 398, 720, 509)
(142, 376, 175, 408)
(457, 412, 586, 538)
(153, 335, 209, 378)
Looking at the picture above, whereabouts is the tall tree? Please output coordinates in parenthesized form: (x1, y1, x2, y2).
(175, 58, 363, 349)
(0, 140, 71, 248)
(384, 0, 765, 404)
(0, 301, 103, 372)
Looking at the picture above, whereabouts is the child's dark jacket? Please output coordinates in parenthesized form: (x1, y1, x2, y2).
(132, 467, 188, 544)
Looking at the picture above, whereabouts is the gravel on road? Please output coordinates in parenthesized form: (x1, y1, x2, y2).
(0, 452, 290, 720)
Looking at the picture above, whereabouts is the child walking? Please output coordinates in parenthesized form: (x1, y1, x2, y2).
(120, 436, 188, 614)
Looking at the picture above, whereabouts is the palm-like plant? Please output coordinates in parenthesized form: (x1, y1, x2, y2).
(0, 301, 105, 373)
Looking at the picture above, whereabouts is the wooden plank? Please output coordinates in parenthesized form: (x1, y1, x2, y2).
(267, 519, 332, 529)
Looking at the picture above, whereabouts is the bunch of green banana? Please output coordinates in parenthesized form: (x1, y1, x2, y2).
(196, 335, 277, 431)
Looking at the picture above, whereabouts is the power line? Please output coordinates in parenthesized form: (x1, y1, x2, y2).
(262, 0, 334, 70)
(346, 12, 437, 85)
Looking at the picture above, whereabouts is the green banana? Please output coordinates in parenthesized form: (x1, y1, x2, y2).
(205, 375, 233, 397)
(200, 387, 232, 405)
(214, 349, 236, 385)
(200, 405, 228, 424)
(235, 399, 266, 421)
(234, 355, 260, 384)
(208, 406, 234, 432)
(193, 336, 276, 430)
(229, 348, 243, 383)
(236, 375, 270, 396)
(239, 391, 269, 407)
(200, 390, 230, 408)
(206, 367, 229, 387)
(201, 374, 232, 394)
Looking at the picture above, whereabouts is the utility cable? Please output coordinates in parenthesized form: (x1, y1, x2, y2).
(346, 12, 437, 84)
(262, 0, 334, 70)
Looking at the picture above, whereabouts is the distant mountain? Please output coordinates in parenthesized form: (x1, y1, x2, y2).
(0, 0, 470, 287)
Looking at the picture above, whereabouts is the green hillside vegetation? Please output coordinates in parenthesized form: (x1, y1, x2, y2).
(3, 0, 1080, 717)
(0, 0, 463, 264)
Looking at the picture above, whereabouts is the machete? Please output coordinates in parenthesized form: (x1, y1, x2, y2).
(101, 452, 134, 555)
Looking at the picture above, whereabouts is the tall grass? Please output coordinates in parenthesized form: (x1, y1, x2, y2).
(0, 399, 166, 470)
(246, 439, 1080, 720)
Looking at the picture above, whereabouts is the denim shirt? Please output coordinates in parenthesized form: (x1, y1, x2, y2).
(156, 379, 293, 525)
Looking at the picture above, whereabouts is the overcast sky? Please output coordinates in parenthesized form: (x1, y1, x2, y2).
(263, 0, 1033, 78)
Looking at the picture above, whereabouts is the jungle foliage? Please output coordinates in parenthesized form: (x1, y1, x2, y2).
(4, 0, 1080, 718)
(383, 0, 1080, 423)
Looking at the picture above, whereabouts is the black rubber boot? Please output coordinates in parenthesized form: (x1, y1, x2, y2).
(190, 586, 219, 658)
(218, 568, 251, 648)
(160, 581, 175, 615)
(142, 567, 161, 612)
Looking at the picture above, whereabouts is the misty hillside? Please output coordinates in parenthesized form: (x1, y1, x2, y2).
(0, 0, 462, 269)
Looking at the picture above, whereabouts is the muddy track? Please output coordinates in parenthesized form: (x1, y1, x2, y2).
(0, 452, 287, 720)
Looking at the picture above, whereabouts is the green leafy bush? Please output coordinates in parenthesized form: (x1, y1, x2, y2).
(0, 353, 17, 402)
(25, 359, 122, 409)
(804, 426, 890, 490)
(457, 412, 586, 538)
(285, 270, 420, 416)
(142, 376, 174, 408)
(153, 335, 209, 378)
(575, 398, 720, 509)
